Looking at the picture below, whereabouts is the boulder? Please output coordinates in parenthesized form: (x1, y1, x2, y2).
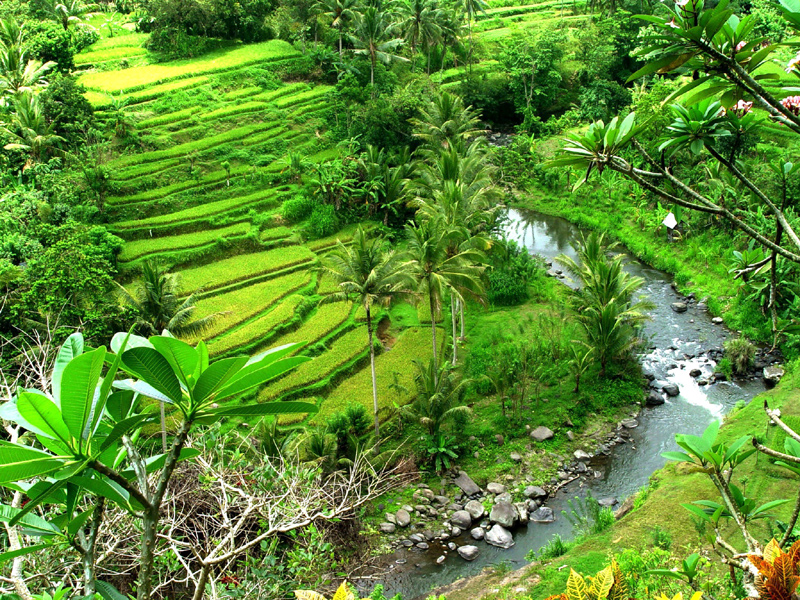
(490, 501, 518, 528)
(416, 488, 435, 501)
(470, 527, 485, 541)
(485, 524, 515, 549)
(524, 485, 547, 499)
(689, 369, 702, 377)
(514, 502, 530, 524)
(530, 426, 555, 442)
(671, 302, 688, 313)
(409, 533, 425, 543)
(598, 497, 618, 507)
(450, 510, 473, 529)
(662, 384, 680, 397)
(566, 431, 575, 441)
(495, 492, 513, 504)
(574, 449, 592, 461)
(453, 471, 481, 496)
(712, 316, 724, 324)
(464, 500, 485, 520)
(646, 391, 665, 406)
(614, 496, 635, 520)
(385, 513, 396, 525)
(458, 545, 480, 561)
(495, 434, 505, 446)
(530, 506, 555, 523)
(620, 418, 639, 429)
(395, 509, 411, 528)
(380, 522, 396, 534)
(764, 365, 785, 385)
(486, 482, 506, 495)
(434, 495, 449, 506)
(450, 526, 462, 537)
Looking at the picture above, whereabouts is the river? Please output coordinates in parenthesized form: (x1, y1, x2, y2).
(370, 208, 766, 600)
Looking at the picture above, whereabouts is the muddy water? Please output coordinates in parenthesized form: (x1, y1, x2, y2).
(369, 209, 766, 600)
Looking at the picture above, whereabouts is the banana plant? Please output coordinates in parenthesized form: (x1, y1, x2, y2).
(0, 331, 316, 600)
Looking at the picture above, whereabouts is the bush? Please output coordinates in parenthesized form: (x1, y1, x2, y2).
(145, 27, 226, 59)
(281, 195, 315, 223)
(305, 204, 340, 240)
(724, 337, 756, 374)
(40, 75, 95, 148)
(71, 26, 100, 53)
(25, 21, 74, 72)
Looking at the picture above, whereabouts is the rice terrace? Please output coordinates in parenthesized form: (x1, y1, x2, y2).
(2, 0, 800, 599)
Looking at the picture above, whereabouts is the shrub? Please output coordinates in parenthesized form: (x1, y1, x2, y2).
(724, 337, 756, 374)
(650, 526, 672, 550)
(281, 194, 315, 223)
(305, 204, 340, 240)
(532, 534, 571, 560)
(25, 21, 74, 72)
(40, 75, 95, 148)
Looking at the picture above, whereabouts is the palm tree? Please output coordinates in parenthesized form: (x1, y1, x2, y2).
(350, 6, 410, 89)
(462, 0, 487, 70)
(558, 232, 654, 376)
(436, 5, 463, 71)
(359, 145, 415, 225)
(405, 217, 485, 374)
(410, 91, 484, 152)
(0, 43, 55, 98)
(398, 0, 442, 71)
(115, 260, 225, 337)
(406, 357, 472, 437)
(1, 93, 63, 168)
(320, 227, 416, 438)
(315, 0, 360, 55)
(49, 0, 98, 30)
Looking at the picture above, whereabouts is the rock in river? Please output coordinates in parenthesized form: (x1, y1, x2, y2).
(620, 418, 639, 429)
(646, 391, 665, 406)
(490, 501, 518, 528)
(671, 302, 688, 313)
(464, 499, 485, 520)
(530, 506, 555, 523)
(485, 524, 515, 549)
(457, 545, 480, 561)
(470, 527, 485, 541)
(530, 426, 555, 442)
(662, 383, 680, 397)
(450, 510, 472, 529)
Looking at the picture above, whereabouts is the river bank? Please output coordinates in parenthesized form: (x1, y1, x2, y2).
(360, 209, 776, 600)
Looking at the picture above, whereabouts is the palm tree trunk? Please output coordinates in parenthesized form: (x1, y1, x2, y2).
(429, 291, 438, 377)
(339, 32, 343, 55)
(450, 299, 457, 365)
(459, 300, 465, 339)
(366, 306, 380, 440)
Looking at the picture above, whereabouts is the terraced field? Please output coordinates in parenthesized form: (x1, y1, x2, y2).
(79, 1, 582, 426)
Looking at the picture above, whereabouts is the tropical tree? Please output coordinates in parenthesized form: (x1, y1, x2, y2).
(116, 260, 225, 338)
(405, 217, 486, 373)
(410, 90, 484, 153)
(461, 0, 487, 69)
(315, 0, 360, 54)
(406, 357, 472, 437)
(0, 331, 315, 599)
(320, 226, 415, 438)
(0, 36, 55, 98)
(48, 0, 98, 30)
(398, 0, 442, 71)
(359, 145, 415, 225)
(558, 232, 653, 376)
(1, 92, 63, 168)
(350, 6, 410, 88)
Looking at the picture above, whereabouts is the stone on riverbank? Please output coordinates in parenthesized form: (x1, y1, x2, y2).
(453, 472, 481, 496)
(458, 545, 480, 561)
(530, 426, 554, 442)
(450, 510, 472, 529)
(490, 501, 517, 528)
(486, 482, 506, 494)
(395, 509, 411, 528)
(524, 485, 547, 499)
(464, 500, 485, 520)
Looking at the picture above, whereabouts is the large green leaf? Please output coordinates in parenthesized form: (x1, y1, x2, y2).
(110, 332, 151, 354)
(121, 448, 200, 479)
(209, 401, 318, 417)
(105, 390, 136, 423)
(96, 580, 129, 600)
(17, 392, 71, 446)
(192, 357, 249, 405)
(215, 356, 311, 401)
(120, 347, 182, 403)
(70, 475, 143, 512)
(97, 413, 152, 454)
(0, 543, 52, 564)
(52, 333, 83, 405)
(150, 336, 199, 390)
(60, 347, 106, 443)
(0, 504, 59, 536)
(0, 443, 64, 484)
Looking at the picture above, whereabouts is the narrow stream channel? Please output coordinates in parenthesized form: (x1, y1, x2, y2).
(371, 209, 767, 600)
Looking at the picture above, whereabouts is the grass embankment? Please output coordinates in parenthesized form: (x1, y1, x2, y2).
(449, 365, 800, 600)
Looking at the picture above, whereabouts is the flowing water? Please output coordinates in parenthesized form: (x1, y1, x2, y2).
(369, 209, 766, 600)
